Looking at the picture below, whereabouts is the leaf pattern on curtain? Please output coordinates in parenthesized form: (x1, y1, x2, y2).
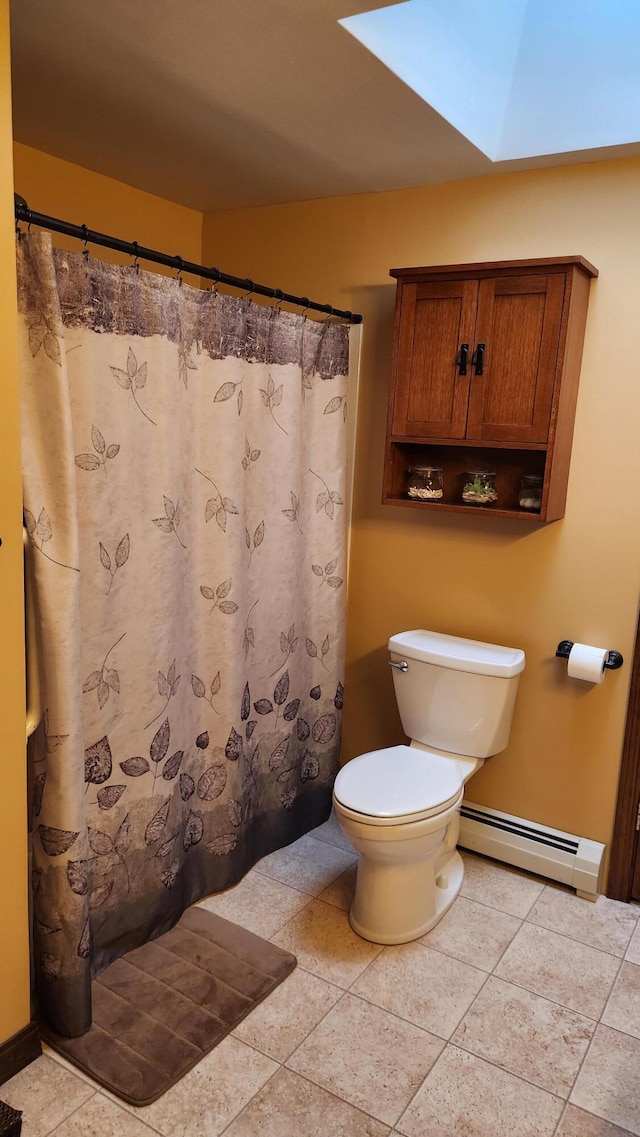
(17, 232, 351, 1037)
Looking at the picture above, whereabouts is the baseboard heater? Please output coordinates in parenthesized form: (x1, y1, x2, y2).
(459, 800, 605, 901)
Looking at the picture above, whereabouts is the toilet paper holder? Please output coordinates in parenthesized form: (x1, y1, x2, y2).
(556, 641, 624, 670)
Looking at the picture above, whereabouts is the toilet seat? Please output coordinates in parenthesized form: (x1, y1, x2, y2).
(333, 744, 463, 826)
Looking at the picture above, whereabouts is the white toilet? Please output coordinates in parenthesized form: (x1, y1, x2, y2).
(333, 629, 525, 945)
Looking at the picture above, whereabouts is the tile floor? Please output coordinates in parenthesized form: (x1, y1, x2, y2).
(4, 812, 640, 1136)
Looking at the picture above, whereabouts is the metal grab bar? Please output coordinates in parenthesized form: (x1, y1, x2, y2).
(24, 526, 42, 739)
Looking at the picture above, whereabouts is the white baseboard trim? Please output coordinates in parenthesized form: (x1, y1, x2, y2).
(459, 799, 605, 900)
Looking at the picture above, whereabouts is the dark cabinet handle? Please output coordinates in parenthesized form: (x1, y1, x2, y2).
(472, 342, 485, 375)
(456, 343, 469, 375)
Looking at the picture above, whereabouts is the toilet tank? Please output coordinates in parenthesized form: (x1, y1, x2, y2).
(388, 630, 525, 759)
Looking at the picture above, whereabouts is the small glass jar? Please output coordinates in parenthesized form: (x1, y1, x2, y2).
(462, 469, 498, 506)
(407, 465, 444, 501)
(518, 474, 543, 511)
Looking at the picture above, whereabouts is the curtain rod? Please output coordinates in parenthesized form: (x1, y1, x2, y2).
(14, 195, 362, 325)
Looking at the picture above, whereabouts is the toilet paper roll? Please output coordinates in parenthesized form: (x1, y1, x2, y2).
(567, 642, 608, 684)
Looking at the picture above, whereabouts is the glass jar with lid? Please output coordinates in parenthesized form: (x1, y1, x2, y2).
(518, 474, 543, 511)
(461, 469, 498, 506)
(407, 465, 444, 501)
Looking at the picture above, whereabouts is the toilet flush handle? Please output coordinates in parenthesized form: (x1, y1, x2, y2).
(389, 660, 408, 672)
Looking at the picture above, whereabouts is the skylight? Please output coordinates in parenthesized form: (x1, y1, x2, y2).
(340, 0, 640, 161)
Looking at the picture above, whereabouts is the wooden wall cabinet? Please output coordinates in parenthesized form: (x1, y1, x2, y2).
(383, 256, 598, 522)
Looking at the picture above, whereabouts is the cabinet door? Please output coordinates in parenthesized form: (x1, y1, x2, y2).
(466, 273, 565, 443)
(391, 279, 478, 438)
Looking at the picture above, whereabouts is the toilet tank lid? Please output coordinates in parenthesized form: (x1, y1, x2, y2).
(388, 630, 525, 678)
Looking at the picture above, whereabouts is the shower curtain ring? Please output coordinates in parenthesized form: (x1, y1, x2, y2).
(81, 224, 90, 260)
(242, 279, 256, 301)
(273, 288, 285, 311)
(131, 241, 141, 275)
(300, 297, 311, 318)
(174, 256, 184, 285)
(207, 268, 219, 294)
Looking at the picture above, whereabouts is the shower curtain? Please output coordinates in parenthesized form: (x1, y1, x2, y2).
(17, 232, 351, 1037)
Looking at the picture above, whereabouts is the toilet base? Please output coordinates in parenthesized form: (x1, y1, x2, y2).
(348, 848, 464, 945)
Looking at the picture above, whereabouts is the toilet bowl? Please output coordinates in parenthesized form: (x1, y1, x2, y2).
(333, 630, 525, 945)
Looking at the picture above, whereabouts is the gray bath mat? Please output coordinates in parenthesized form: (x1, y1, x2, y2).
(42, 907, 296, 1105)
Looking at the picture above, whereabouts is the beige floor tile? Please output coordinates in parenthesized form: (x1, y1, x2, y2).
(286, 993, 444, 1126)
(558, 1104, 637, 1136)
(222, 1067, 389, 1137)
(571, 1025, 640, 1135)
(198, 868, 310, 938)
(626, 922, 640, 965)
(351, 940, 486, 1039)
(421, 895, 522, 972)
(397, 1045, 563, 1137)
(255, 834, 357, 896)
(318, 863, 358, 911)
(452, 975, 594, 1097)
(459, 852, 545, 918)
(113, 1036, 277, 1137)
(51, 1092, 159, 1136)
(233, 967, 343, 1061)
(271, 898, 383, 988)
(42, 1043, 104, 1092)
(495, 921, 620, 1018)
(1, 1054, 95, 1137)
(602, 962, 640, 1040)
(528, 886, 639, 957)
(310, 810, 356, 853)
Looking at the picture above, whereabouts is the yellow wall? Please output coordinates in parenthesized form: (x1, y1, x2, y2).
(203, 159, 640, 862)
(0, 0, 30, 1043)
(1, 144, 202, 1046)
(13, 142, 203, 269)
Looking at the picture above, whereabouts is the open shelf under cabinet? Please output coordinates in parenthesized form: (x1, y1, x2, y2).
(383, 441, 548, 522)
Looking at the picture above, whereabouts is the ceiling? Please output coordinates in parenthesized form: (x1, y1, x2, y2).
(10, 0, 640, 213)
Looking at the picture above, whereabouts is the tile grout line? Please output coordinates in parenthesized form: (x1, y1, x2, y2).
(462, 872, 637, 941)
(559, 957, 634, 1131)
(482, 972, 600, 1024)
(231, 965, 346, 1063)
(599, 954, 634, 1026)
(282, 982, 449, 1098)
(306, 828, 356, 854)
(346, 938, 496, 1050)
(250, 862, 358, 919)
(104, 1038, 282, 1137)
(280, 988, 413, 1129)
(524, 914, 638, 960)
(520, 911, 636, 962)
(40, 1086, 99, 1137)
(266, 890, 317, 943)
(214, 1060, 393, 1137)
(449, 1030, 581, 1107)
(420, 912, 526, 975)
(551, 1099, 571, 1137)
(458, 882, 545, 921)
(394, 1041, 567, 1137)
(94, 1089, 167, 1137)
(215, 1057, 283, 1137)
